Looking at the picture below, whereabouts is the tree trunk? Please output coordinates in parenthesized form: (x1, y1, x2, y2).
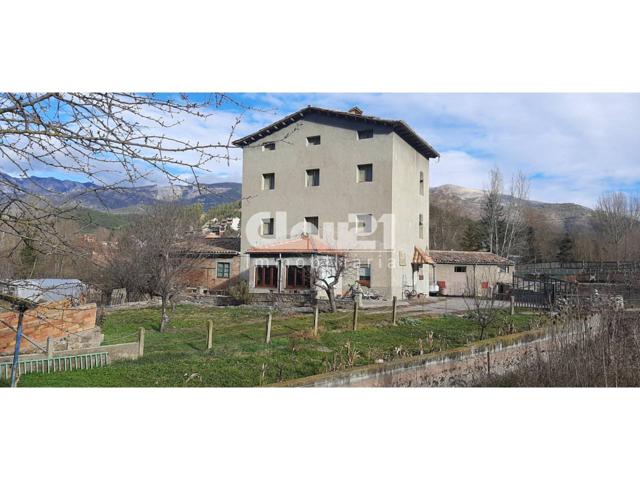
(327, 288, 337, 313)
(160, 295, 170, 332)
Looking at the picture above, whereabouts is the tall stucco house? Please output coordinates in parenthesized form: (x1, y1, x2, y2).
(233, 106, 440, 299)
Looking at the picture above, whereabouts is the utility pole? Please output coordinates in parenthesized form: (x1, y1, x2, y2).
(10, 304, 28, 388)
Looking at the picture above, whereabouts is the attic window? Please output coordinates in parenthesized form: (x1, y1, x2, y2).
(357, 129, 374, 140)
(262, 142, 276, 151)
(306, 135, 321, 146)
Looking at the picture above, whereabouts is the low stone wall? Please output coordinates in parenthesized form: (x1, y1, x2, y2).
(275, 316, 600, 387)
(0, 341, 140, 365)
(0, 302, 98, 355)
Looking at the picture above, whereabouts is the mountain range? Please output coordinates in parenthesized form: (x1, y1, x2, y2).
(430, 184, 593, 232)
(1, 175, 594, 231)
(0, 174, 242, 211)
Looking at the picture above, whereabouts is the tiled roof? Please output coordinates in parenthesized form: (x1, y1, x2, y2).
(429, 250, 514, 266)
(182, 237, 240, 255)
(247, 235, 342, 255)
(232, 106, 440, 159)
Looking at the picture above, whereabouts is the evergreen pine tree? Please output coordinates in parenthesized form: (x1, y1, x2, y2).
(556, 233, 574, 263)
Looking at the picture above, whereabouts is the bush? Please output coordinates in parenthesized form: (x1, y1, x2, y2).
(229, 280, 251, 305)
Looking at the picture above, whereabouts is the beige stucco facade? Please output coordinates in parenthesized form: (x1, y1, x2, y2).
(238, 110, 434, 299)
(433, 264, 513, 297)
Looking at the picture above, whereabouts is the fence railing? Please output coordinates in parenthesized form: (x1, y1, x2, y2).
(0, 351, 109, 381)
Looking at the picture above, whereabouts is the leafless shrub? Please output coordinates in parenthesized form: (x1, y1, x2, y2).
(479, 302, 640, 387)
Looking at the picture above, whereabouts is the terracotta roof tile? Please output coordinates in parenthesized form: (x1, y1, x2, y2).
(429, 250, 514, 266)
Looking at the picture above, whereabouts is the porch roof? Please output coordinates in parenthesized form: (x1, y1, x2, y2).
(247, 234, 342, 255)
(412, 246, 435, 265)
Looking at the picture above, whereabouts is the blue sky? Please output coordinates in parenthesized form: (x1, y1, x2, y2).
(208, 93, 640, 207)
(8, 93, 640, 207)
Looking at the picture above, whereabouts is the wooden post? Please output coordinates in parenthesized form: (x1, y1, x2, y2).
(487, 350, 491, 376)
(510, 295, 515, 316)
(352, 301, 359, 331)
(46, 336, 53, 360)
(313, 306, 319, 335)
(207, 320, 214, 350)
(138, 327, 145, 357)
(392, 296, 397, 326)
(265, 311, 272, 344)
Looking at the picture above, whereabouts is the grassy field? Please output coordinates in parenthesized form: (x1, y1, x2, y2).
(14, 304, 544, 387)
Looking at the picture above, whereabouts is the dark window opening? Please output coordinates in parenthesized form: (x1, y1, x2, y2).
(263, 142, 275, 151)
(358, 265, 371, 287)
(357, 163, 373, 183)
(217, 262, 231, 278)
(306, 135, 321, 146)
(419, 214, 424, 239)
(255, 265, 278, 288)
(286, 265, 311, 289)
(304, 216, 319, 234)
(357, 129, 374, 140)
(306, 168, 320, 187)
(419, 171, 425, 195)
(356, 214, 372, 234)
(454, 266, 467, 273)
(262, 173, 275, 190)
(262, 218, 274, 235)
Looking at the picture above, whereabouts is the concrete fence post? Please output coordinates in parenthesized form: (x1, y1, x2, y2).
(138, 327, 145, 357)
(352, 301, 359, 331)
(265, 311, 272, 344)
(392, 296, 397, 326)
(313, 306, 319, 335)
(510, 295, 515, 316)
(46, 336, 53, 360)
(207, 320, 214, 350)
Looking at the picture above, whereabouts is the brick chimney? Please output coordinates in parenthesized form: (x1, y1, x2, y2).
(348, 106, 363, 116)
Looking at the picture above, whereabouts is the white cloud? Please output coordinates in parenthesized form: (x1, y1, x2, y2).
(249, 93, 640, 207)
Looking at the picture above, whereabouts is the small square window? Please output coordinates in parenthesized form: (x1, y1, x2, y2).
(262, 173, 275, 190)
(357, 129, 373, 140)
(499, 266, 509, 273)
(357, 164, 373, 183)
(419, 171, 425, 196)
(306, 135, 321, 146)
(262, 142, 275, 151)
(454, 266, 467, 273)
(217, 262, 231, 278)
(262, 218, 274, 236)
(304, 216, 319, 234)
(419, 214, 424, 239)
(356, 214, 373, 234)
(306, 169, 320, 187)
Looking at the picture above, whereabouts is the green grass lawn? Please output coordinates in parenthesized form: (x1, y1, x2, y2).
(14, 304, 544, 387)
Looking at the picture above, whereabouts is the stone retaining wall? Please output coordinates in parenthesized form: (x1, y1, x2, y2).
(275, 316, 600, 387)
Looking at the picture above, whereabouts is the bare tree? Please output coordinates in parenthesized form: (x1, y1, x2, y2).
(462, 268, 502, 340)
(481, 167, 530, 258)
(93, 203, 203, 332)
(592, 192, 640, 262)
(311, 253, 353, 313)
(430, 196, 467, 250)
(0, 93, 245, 268)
